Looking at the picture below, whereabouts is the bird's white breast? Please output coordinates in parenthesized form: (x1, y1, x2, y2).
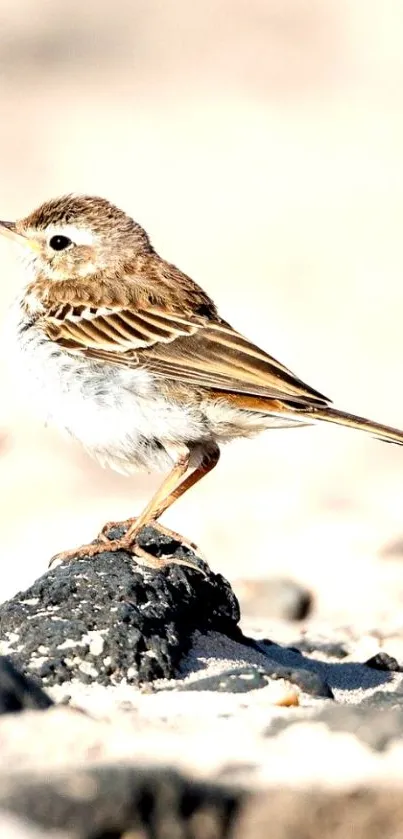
(6, 297, 207, 474)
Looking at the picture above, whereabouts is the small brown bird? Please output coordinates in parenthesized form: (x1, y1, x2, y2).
(1, 194, 403, 571)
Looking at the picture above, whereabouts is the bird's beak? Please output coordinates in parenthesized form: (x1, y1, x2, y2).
(0, 221, 41, 252)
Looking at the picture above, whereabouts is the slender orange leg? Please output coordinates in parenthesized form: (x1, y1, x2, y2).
(101, 446, 220, 554)
(125, 447, 191, 534)
(99, 445, 192, 545)
(128, 446, 220, 568)
(126, 445, 220, 539)
(50, 446, 220, 573)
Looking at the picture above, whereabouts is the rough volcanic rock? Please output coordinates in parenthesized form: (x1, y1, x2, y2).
(0, 526, 240, 687)
(0, 657, 52, 713)
(175, 662, 332, 698)
(364, 652, 402, 672)
(0, 526, 334, 700)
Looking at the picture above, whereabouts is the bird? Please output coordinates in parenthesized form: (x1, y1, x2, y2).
(1, 193, 403, 572)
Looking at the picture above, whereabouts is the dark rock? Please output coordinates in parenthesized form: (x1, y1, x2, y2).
(0, 526, 240, 688)
(250, 637, 394, 693)
(295, 640, 349, 659)
(0, 527, 346, 698)
(267, 665, 333, 698)
(260, 637, 275, 647)
(176, 666, 272, 693)
(0, 764, 242, 839)
(176, 662, 333, 697)
(237, 578, 313, 621)
(243, 638, 334, 697)
(0, 657, 52, 714)
(365, 652, 402, 672)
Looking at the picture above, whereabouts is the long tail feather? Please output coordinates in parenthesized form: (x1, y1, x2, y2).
(305, 406, 403, 446)
(211, 390, 403, 445)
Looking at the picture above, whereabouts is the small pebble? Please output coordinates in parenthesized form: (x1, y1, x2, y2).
(365, 652, 402, 672)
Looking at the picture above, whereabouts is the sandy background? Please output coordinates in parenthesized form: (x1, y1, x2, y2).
(1, 0, 403, 620)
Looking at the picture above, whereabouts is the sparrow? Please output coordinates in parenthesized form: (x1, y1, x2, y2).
(1, 193, 403, 573)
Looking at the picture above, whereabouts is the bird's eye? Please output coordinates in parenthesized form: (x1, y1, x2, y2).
(49, 235, 72, 251)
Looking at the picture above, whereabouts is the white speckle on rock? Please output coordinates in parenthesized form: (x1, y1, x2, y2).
(78, 661, 99, 678)
(0, 632, 20, 654)
(83, 631, 105, 657)
(64, 657, 80, 668)
(29, 656, 48, 670)
(127, 666, 138, 681)
(57, 639, 85, 651)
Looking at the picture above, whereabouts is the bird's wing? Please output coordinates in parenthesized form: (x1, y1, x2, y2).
(44, 302, 201, 349)
(43, 303, 329, 405)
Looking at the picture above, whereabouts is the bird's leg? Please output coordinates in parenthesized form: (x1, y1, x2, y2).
(50, 446, 220, 573)
(100, 446, 220, 546)
(126, 445, 220, 540)
(50, 448, 190, 571)
(104, 446, 220, 564)
(99, 446, 191, 543)
(98, 515, 138, 540)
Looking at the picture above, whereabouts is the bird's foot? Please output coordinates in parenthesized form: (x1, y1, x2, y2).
(49, 521, 205, 575)
(100, 517, 199, 553)
(98, 516, 138, 541)
(101, 517, 205, 574)
(48, 538, 129, 570)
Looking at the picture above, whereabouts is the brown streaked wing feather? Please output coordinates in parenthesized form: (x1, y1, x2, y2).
(42, 303, 328, 406)
(140, 323, 329, 404)
(43, 305, 202, 352)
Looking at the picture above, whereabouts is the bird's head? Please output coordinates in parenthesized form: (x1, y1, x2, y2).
(0, 194, 152, 282)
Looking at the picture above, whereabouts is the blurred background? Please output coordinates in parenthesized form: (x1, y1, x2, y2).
(1, 0, 403, 622)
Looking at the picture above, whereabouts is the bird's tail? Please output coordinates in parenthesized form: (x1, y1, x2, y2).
(302, 406, 403, 446)
(211, 390, 403, 446)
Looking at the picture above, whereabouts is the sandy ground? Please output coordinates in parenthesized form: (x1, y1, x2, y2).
(1, 0, 403, 630)
(2, 618, 403, 792)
